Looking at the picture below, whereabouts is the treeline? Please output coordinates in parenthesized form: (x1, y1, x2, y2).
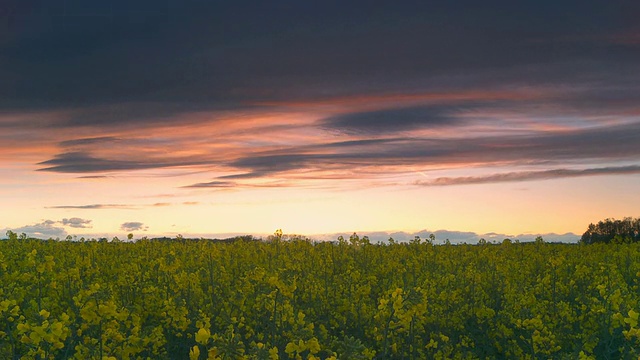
(581, 217, 640, 244)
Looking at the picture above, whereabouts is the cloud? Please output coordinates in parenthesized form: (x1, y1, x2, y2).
(416, 165, 640, 186)
(120, 222, 147, 232)
(48, 202, 200, 209)
(216, 121, 640, 181)
(38, 151, 211, 173)
(1, 1, 636, 114)
(3, 220, 67, 239)
(47, 204, 133, 209)
(182, 181, 235, 188)
(313, 230, 578, 244)
(59, 136, 121, 147)
(3, 0, 640, 193)
(321, 105, 467, 133)
(61, 217, 93, 228)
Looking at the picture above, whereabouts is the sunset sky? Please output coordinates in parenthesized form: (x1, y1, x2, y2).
(2, 1, 640, 242)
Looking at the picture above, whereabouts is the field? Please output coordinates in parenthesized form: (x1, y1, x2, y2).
(1, 235, 639, 359)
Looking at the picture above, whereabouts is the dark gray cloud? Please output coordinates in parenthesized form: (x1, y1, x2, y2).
(220, 121, 640, 178)
(1, 0, 637, 114)
(120, 222, 147, 232)
(416, 165, 640, 186)
(59, 137, 121, 147)
(33, 119, 640, 181)
(322, 105, 466, 133)
(38, 152, 155, 173)
(61, 217, 93, 228)
(38, 151, 210, 173)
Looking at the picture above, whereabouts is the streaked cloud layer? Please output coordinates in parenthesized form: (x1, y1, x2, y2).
(2, 1, 640, 238)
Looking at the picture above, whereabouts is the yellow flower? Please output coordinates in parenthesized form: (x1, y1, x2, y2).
(39, 309, 50, 319)
(189, 345, 200, 360)
(195, 328, 210, 345)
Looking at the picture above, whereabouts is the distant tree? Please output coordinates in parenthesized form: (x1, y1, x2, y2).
(5, 230, 17, 241)
(349, 232, 360, 246)
(127, 233, 134, 241)
(580, 217, 640, 244)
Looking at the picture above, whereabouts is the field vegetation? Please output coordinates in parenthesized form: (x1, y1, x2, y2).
(1, 230, 640, 359)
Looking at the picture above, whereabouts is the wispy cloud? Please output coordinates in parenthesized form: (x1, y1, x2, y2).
(182, 181, 235, 189)
(47, 204, 134, 210)
(59, 137, 122, 147)
(321, 104, 468, 133)
(416, 165, 640, 186)
(37, 151, 212, 173)
(48, 202, 202, 209)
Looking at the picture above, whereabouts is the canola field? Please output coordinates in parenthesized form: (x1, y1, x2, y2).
(1, 234, 639, 359)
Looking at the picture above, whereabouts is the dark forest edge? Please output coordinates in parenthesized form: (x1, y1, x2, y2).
(580, 217, 640, 244)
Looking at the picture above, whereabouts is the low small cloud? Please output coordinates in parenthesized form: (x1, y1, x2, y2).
(312, 229, 578, 244)
(61, 217, 92, 228)
(3, 220, 67, 239)
(120, 222, 148, 232)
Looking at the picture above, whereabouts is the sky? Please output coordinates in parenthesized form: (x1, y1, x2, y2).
(2, 1, 640, 242)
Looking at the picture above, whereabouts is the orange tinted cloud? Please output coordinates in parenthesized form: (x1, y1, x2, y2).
(253, 88, 549, 112)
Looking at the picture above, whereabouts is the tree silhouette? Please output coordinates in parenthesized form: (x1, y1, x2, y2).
(580, 217, 640, 244)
